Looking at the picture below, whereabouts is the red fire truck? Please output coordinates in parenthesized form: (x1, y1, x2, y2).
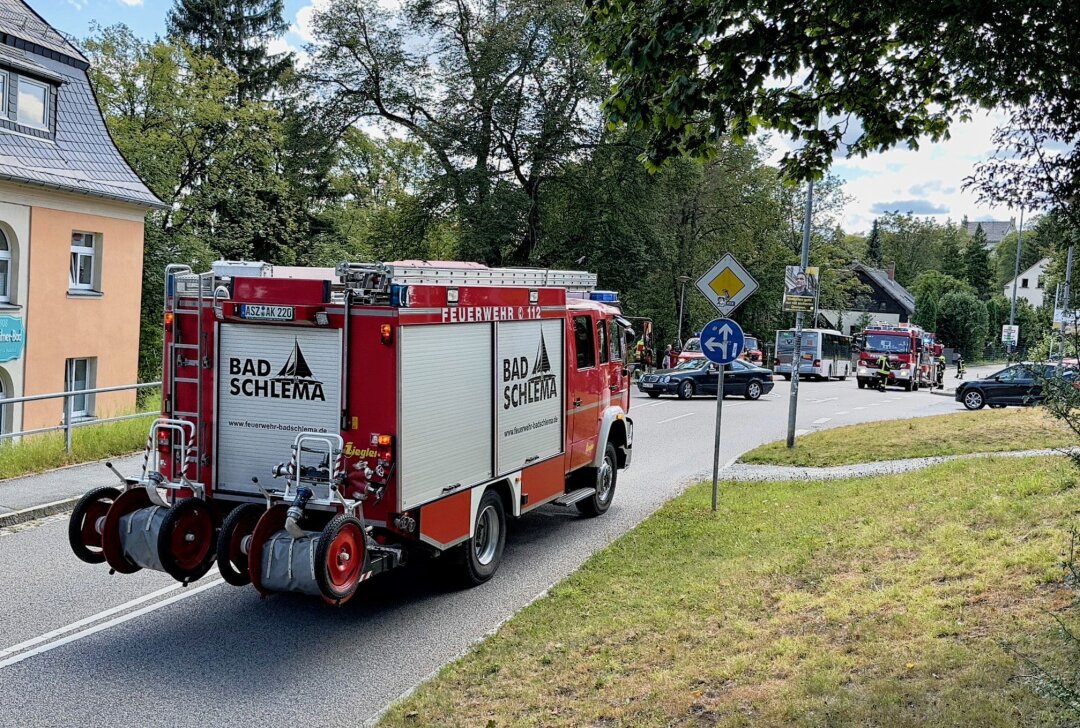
(855, 323, 942, 391)
(67, 261, 634, 604)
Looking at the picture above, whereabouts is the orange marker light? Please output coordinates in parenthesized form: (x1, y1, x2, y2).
(164, 311, 174, 326)
(380, 323, 393, 345)
(377, 434, 392, 447)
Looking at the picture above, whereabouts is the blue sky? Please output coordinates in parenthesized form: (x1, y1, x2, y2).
(33, 0, 1018, 236)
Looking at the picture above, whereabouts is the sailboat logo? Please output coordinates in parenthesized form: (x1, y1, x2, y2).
(532, 331, 552, 375)
(275, 338, 317, 381)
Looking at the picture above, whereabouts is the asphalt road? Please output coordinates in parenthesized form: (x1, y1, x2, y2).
(0, 375, 974, 727)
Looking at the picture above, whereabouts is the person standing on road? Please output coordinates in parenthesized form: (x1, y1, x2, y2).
(955, 354, 966, 379)
(875, 353, 891, 391)
(936, 353, 947, 388)
(662, 345, 673, 369)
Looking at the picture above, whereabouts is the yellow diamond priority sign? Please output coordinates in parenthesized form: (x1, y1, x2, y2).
(696, 254, 758, 316)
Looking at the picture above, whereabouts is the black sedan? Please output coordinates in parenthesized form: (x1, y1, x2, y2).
(955, 362, 1075, 410)
(637, 359, 775, 400)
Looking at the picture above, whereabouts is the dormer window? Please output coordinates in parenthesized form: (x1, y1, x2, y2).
(16, 77, 48, 129)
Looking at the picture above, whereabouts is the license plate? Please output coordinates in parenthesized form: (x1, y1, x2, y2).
(641, 383, 654, 389)
(239, 304, 294, 321)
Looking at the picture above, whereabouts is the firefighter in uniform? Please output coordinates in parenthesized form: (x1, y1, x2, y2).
(955, 353, 966, 379)
(936, 354, 946, 389)
(875, 353, 891, 391)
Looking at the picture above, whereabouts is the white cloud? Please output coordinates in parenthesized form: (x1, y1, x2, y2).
(117, 0, 143, 6)
(765, 110, 1022, 234)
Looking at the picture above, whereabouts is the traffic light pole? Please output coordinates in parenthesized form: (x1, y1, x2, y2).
(786, 177, 813, 448)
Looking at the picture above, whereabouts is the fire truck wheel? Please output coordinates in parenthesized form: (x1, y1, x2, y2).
(857, 380, 865, 389)
(68, 486, 121, 564)
(677, 380, 694, 399)
(316, 514, 367, 604)
(455, 489, 507, 587)
(158, 498, 216, 583)
(216, 503, 264, 586)
(577, 443, 618, 518)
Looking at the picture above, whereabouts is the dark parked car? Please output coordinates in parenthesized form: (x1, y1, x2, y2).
(955, 363, 1075, 410)
(637, 359, 775, 400)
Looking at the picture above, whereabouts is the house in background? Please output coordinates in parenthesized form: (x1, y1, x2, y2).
(1003, 257, 1050, 308)
(0, 0, 162, 435)
(964, 218, 1016, 250)
(819, 262, 916, 336)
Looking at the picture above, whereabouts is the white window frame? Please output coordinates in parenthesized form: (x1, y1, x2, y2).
(0, 72, 7, 117)
(70, 232, 97, 291)
(65, 357, 95, 419)
(16, 76, 49, 130)
(0, 229, 10, 303)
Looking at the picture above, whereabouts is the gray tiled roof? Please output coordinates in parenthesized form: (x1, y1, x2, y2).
(965, 220, 1015, 244)
(853, 263, 916, 314)
(0, 0, 162, 209)
(0, 0, 84, 63)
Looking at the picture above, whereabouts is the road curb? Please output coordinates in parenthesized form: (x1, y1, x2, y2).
(0, 496, 79, 529)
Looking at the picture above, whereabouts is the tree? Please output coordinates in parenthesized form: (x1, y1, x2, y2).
(939, 222, 967, 282)
(936, 291, 989, 358)
(583, 0, 1071, 179)
(309, 0, 605, 265)
(865, 219, 882, 265)
(167, 0, 291, 100)
(911, 271, 972, 331)
(874, 212, 945, 286)
(963, 226, 994, 299)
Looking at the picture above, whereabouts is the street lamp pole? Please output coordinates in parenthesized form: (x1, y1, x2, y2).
(677, 275, 691, 347)
(1008, 208, 1025, 356)
(786, 177, 814, 449)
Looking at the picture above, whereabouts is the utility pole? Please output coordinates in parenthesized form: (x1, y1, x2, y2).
(1061, 246, 1074, 364)
(1008, 209, 1024, 356)
(786, 177, 813, 448)
(676, 275, 691, 348)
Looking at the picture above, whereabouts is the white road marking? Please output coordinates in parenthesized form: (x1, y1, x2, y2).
(633, 401, 668, 409)
(807, 397, 839, 404)
(0, 579, 223, 669)
(657, 413, 695, 424)
(853, 406, 866, 411)
(794, 429, 810, 436)
(0, 583, 183, 659)
(811, 417, 831, 425)
(835, 411, 850, 415)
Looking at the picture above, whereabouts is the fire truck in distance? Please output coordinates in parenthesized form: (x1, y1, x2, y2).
(67, 261, 634, 604)
(855, 323, 944, 391)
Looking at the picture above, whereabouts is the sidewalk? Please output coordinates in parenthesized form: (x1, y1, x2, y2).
(928, 363, 1002, 397)
(0, 453, 144, 528)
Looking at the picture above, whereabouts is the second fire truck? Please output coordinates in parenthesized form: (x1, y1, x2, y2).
(855, 323, 943, 391)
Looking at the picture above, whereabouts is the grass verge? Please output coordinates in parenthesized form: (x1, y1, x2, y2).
(0, 402, 156, 480)
(740, 407, 1072, 467)
(380, 456, 1080, 727)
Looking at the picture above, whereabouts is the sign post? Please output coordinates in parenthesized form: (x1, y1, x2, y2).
(1000, 324, 1019, 348)
(701, 318, 744, 511)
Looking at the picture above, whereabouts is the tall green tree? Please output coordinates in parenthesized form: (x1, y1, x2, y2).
(874, 212, 945, 286)
(936, 291, 989, 358)
(963, 226, 994, 299)
(911, 271, 972, 331)
(939, 222, 967, 281)
(167, 0, 291, 100)
(865, 219, 882, 265)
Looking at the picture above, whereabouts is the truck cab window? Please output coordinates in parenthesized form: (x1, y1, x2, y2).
(574, 315, 595, 369)
(596, 319, 609, 364)
(609, 321, 623, 361)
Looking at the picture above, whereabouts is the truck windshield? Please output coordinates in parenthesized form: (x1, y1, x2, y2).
(864, 334, 911, 353)
(683, 338, 702, 352)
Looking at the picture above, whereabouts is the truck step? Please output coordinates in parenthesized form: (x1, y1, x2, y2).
(552, 488, 596, 507)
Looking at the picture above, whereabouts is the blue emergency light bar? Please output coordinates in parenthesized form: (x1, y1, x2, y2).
(589, 290, 619, 303)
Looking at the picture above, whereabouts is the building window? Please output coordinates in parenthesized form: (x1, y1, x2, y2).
(1021, 278, 1029, 289)
(0, 72, 6, 116)
(16, 77, 49, 129)
(0, 229, 10, 303)
(65, 357, 95, 419)
(70, 232, 97, 291)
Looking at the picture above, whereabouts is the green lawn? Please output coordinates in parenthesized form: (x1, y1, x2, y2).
(740, 407, 1072, 467)
(0, 399, 157, 480)
(380, 456, 1080, 727)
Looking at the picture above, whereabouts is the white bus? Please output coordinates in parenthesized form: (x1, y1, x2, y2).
(773, 328, 853, 380)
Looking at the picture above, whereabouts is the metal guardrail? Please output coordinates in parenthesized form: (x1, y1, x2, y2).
(0, 382, 161, 452)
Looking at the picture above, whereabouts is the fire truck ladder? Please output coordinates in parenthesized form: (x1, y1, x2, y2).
(336, 261, 598, 295)
(163, 265, 214, 480)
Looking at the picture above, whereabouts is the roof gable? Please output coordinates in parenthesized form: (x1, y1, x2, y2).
(965, 220, 1015, 244)
(851, 262, 916, 313)
(1005, 257, 1051, 286)
(0, 0, 85, 65)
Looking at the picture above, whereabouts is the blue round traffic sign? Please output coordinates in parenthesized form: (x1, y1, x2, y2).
(700, 318, 745, 365)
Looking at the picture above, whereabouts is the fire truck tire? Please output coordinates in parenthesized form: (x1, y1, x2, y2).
(454, 489, 507, 587)
(577, 443, 618, 518)
(68, 486, 121, 564)
(677, 380, 694, 399)
(216, 503, 264, 586)
(857, 380, 865, 389)
(316, 514, 366, 604)
(903, 381, 913, 392)
(158, 498, 216, 583)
